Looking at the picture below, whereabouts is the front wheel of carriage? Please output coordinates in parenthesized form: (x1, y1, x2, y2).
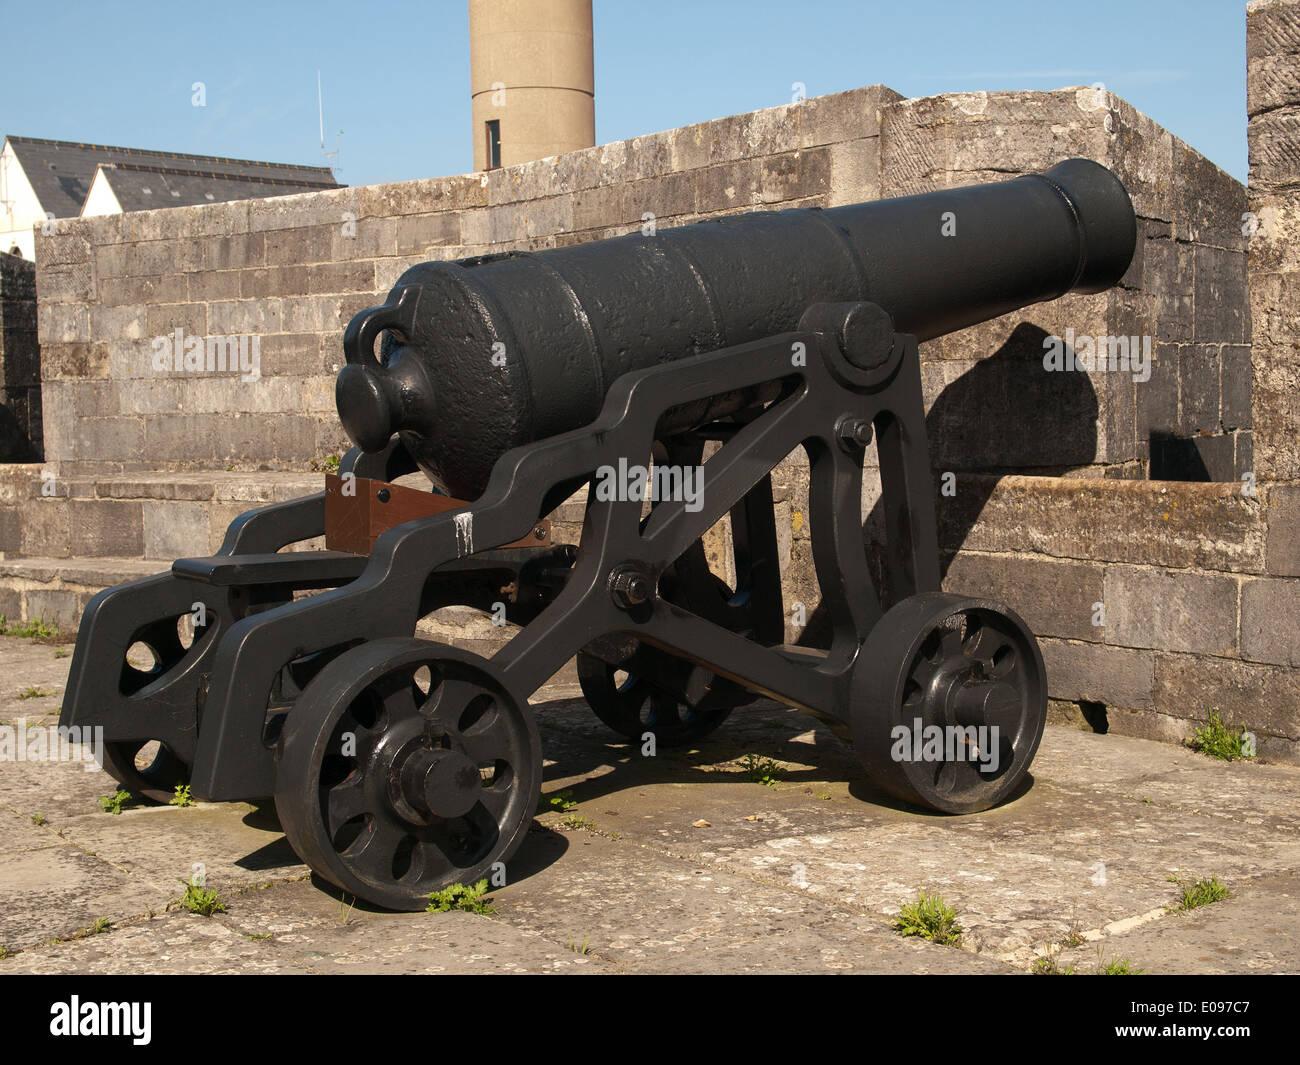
(850, 592, 1048, 815)
(274, 638, 541, 911)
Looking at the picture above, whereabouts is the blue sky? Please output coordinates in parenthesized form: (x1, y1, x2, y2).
(1, 0, 1246, 186)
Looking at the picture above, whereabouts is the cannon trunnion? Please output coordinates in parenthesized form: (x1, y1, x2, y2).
(61, 160, 1136, 910)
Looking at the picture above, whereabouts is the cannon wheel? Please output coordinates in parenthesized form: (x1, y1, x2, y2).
(576, 652, 732, 747)
(275, 638, 541, 911)
(851, 593, 1047, 815)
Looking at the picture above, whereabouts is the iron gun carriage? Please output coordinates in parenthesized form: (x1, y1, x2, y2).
(61, 159, 1136, 909)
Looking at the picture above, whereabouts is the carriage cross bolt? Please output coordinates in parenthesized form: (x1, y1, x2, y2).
(609, 565, 654, 609)
(837, 416, 874, 450)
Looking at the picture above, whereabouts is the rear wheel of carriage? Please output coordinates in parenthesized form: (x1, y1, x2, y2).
(851, 592, 1047, 815)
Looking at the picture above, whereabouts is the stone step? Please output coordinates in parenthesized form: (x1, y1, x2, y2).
(0, 466, 324, 561)
(0, 556, 167, 634)
(1, 465, 597, 563)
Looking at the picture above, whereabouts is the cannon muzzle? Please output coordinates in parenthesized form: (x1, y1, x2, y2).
(337, 158, 1135, 498)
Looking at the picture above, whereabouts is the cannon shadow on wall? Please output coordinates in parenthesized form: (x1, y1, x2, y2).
(795, 321, 1099, 650)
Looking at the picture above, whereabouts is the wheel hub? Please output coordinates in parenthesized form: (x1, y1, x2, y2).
(397, 747, 481, 820)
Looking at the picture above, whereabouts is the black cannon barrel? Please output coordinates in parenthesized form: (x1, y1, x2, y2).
(337, 158, 1135, 498)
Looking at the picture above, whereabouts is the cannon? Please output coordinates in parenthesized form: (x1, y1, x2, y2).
(60, 159, 1136, 910)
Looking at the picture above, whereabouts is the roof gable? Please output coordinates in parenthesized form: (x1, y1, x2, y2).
(5, 136, 340, 216)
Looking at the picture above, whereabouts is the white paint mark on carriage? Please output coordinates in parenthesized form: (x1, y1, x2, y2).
(453, 512, 474, 556)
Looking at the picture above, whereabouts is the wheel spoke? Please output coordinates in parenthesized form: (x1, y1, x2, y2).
(425, 677, 487, 728)
(325, 774, 371, 830)
(939, 624, 966, 661)
(645, 692, 683, 730)
(346, 815, 409, 881)
(476, 778, 514, 821)
(456, 726, 513, 766)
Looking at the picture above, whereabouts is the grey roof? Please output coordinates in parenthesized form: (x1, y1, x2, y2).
(94, 162, 340, 212)
(4, 136, 341, 217)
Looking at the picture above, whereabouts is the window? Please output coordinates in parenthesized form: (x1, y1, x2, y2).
(486, 119, 501, 170)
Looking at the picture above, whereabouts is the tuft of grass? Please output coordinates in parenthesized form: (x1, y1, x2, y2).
(1189, 709, 1254, 761)
(98, 789, 132, 815)
(245, 932, 273, 941)
(18, 685, 56, 700)
(1099, 957, 1144, 975)
(1032, 952, 1076, 975)
(539, 788, 577, 813)
(739, 753, 784, 787)
(559, 814, 595, 831)
(0, 945, 10, 959)
(568, 935, 592, 955)
(88, 918, 111, 936)
(53, 648, 69, 659)
(177, 879, 226, 916)
(426, 879, 497, 915)
(893, 888, 963, 946)
(31, 813, 47, 827)
(0, 616, 59, 639)
(339, 894, 356, 926)
(310, 453, 341, 474)
(1167, 874, 1232, 913)
(169, 784, 195, 808)
(1060, 902, 1086, 948)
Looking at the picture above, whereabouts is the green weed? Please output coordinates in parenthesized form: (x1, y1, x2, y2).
(97, 789, 131, 815)
(1168, 874, 1232, 913)
(177, 879, 226, 916)
(893, 888, 963, 946)
(1189, 709, 1255, 761)
(739, 753, 783, 787)
(426, 879, 497, 915)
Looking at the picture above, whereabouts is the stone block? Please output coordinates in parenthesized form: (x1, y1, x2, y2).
(263, 226, 335, 267)
(1103, 565, 1238, 656)
(827, 138, 880, 206)
(141, 501, 209, 560)
(1240, 575, 1300, 665)
(19, 500, 70, 557)
(759, 148, 830, 204)
(1179, 343, 1221, 435)
(941, 552, 1103, 641)
(68, 500, 143, 557)
(1038, 638, 1155, 710)
(1153, 651, 1300, 740)
(1266, 483, 1300, 575)
(23, 589, 80, 632)
(941, 476, 1265, 572)
(207, 300, 282, 335)
(1220, 344, 1253, 429)
(202, 232, 266, 272)
(1193, 245, 1248, 344)
(240, 266, 311, 300)
(393, 213, 462, 256)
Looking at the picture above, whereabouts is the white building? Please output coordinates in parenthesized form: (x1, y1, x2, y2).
(0, 136, 340, 260)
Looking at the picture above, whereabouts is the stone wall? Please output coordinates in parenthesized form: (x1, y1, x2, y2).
(28, 84, 1247, 483)
(0, 251, 40, 461)
(6, 58, 1298, 763)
